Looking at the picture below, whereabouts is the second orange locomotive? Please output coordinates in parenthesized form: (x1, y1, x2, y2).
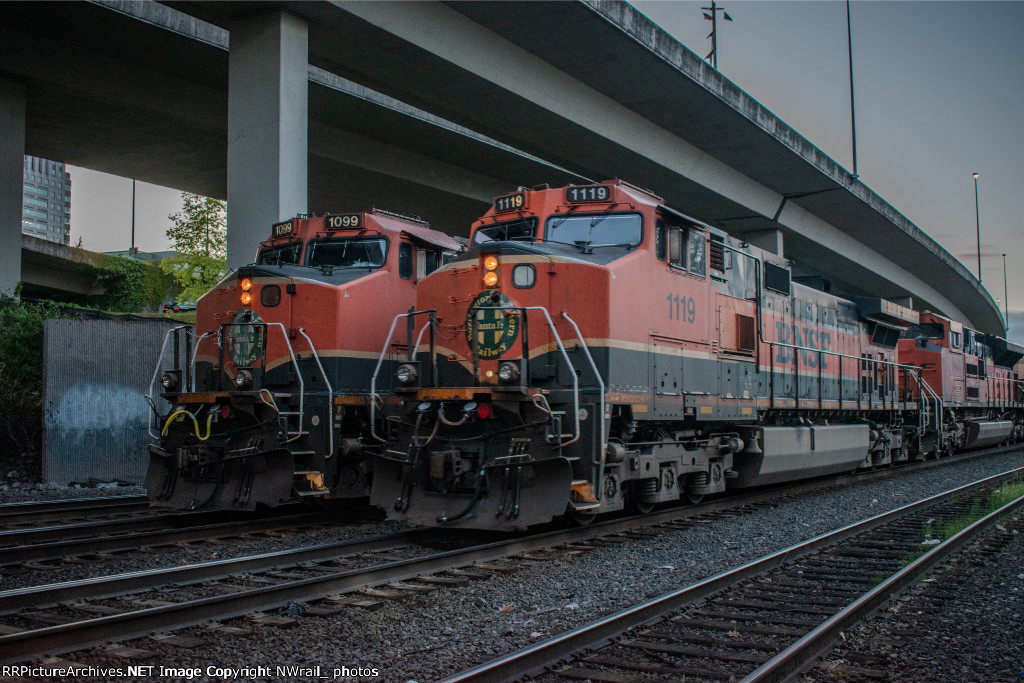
(371, 181, 1024, 531)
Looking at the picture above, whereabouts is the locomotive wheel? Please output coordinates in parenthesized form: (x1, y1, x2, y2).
(631, 500, 656, 514)
(686, 492, 705, 505)
(569, 510, 598, 525)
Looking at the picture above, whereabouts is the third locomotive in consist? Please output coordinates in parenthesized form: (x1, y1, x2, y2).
(371, 180, 1024, 531)
(147, 210, 462, 511)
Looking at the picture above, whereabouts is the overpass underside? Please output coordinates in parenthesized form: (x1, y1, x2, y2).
(0, 0, 1002, 334)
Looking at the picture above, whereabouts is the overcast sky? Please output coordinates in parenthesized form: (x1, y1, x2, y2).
(66, 1, 1024, 341)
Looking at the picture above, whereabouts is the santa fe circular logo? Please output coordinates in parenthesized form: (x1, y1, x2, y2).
(225, 308, 266, 368)
(466, 291, 520, 360)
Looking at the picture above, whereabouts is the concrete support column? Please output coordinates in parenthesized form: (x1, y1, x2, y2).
(0, 80, 26, 296)
(227, 11, 308, 268)
(745, 228, 784, 257)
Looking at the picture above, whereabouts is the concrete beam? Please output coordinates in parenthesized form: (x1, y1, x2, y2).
(0, 79, 26, 297)
(226, 11, 308, 268)
(744, 229, 784, 257)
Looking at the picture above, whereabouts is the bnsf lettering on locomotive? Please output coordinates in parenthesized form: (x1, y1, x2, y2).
(775, 321, 831, 369)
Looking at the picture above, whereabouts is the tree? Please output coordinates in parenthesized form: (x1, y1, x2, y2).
(160, 192, 228, 303)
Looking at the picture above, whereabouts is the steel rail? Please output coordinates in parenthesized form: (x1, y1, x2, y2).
(0, 512, 326, 565)
(743, 487, 1024, 682)
(1, 451, 1020, 664)
(0, 528, 432, 612)
(4, 458, 1019, 667)
(437, 465, 1024, 683)
(0, 495, 149, 524)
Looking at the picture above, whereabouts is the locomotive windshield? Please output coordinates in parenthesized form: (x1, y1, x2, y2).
(257, 242, 301, 266)
(473, 217, 538, 244)
(307, 237, 388, 268)
(544, 213, 642, 247)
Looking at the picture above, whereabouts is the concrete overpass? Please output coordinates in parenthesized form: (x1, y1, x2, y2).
(0, 0, 1004, 335)
(20, 235, 109, 300)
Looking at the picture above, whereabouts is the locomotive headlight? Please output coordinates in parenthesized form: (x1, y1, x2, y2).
(483, 255, 499, 287)
(396, 363, 419, 385)
(234, 369, 252, 389)
(497, 361, 520, 384)
(240, 278, 253, 291)
(240, 291, 252, 306)
(160, 371, 179, 391)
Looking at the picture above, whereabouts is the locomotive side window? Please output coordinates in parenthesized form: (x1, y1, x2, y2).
(399, 242, 413, 279)
(257, 242, 301, 265)
(665, 223, 705, 277)
(308, 238, 387, 268)
(655, 220, 666, 261)
(424, 250, 440, 275)
(545, 213, 642, 247)
(687, 229, 706, 277)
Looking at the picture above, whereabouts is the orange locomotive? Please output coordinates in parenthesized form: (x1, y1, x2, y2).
(370, 180, 1024, 531)
(147, 210, 462, 510)
(899, 311, 1024, 454)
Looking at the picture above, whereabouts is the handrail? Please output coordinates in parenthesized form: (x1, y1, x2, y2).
(146, 325, 191, 439)
(189, 331, 213, 392)
(369, 310, 436, 444)
(561, 312, 607, 500)
(469, 305, 584, 448)
(296, 327, 334, 459)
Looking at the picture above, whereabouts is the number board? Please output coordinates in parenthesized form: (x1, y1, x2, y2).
(494, 192, 525, 213)
(566, 185, 610, 203)
(271, 220, 293, 238)
(325, 213, 361, 230)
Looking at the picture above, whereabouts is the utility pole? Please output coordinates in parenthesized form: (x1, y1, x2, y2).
(702, 1, 733, 70)
(1003, 253, 1009, 335)
(847, 0, 858, 178)
(973, 172, 981, 283)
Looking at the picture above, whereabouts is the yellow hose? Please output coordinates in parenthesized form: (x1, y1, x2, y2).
(161, 409, 214, 441)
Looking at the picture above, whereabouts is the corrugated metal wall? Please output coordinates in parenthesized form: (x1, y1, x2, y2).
(43, 319, 192, 484)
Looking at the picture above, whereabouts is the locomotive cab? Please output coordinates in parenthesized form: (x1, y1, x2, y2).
(146, 210, 462, 511)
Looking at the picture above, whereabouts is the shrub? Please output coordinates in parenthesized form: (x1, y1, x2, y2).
(0, 296, 62, 454)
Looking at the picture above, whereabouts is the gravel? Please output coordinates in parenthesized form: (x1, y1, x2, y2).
(804, 510, 1024, 682)
(17, 448, 1024, 682)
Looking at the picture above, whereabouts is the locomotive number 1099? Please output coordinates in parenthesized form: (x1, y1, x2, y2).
(325, 214, 362, 229)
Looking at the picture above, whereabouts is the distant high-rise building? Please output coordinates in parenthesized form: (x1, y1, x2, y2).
(22, 156, 71, 245)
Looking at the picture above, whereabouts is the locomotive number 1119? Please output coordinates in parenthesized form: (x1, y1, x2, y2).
(566, 185, 610, 202)
(667, 293, 697, 323)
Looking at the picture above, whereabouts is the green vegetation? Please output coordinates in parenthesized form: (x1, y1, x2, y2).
(910, 478, 1024, 556)
(160, 192, 227, 303)
(0, 295, 64, 454)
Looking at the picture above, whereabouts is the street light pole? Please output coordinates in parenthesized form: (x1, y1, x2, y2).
(847, 0, 858, 178)
(1003, 252, 1009, 335)
(973, 172, 981, 282)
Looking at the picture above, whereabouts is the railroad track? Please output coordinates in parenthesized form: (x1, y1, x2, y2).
(0, 495, 150, 528)
(0, 510, 337, 569)
(439, 466, 1024, 682)
(3, 446, 1021, 667)
(0, 476, 854, 665)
